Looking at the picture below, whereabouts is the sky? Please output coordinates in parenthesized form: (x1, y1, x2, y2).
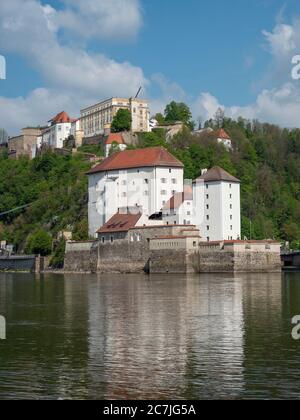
(1, 0, 300, 134)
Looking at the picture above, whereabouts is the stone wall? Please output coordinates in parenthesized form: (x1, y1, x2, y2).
(189, 250, 282, 273)
(64, 241, 98, 272)
(149, 249, 193, 274)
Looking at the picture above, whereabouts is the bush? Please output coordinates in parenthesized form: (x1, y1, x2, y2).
(50, 238, 66, 269)
(25, 229, 52, 256)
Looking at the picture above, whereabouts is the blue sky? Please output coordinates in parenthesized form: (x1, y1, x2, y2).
(1, 0, 300, 134)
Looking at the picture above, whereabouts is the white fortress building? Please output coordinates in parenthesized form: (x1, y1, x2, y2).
(87, 147, 184, 237)
(193, 167, 241, 242)
(87, 147, 241, 241)
(80, 97, 150, 138)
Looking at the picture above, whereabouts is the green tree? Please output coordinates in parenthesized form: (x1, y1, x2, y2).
(111, 109, 132, 133)
(50, 238, 66, 269)
(109, 142, 121, 156)
(164, 101, 194, 129)
(153, 113, 165, 125)
(25, 229, 52, 256)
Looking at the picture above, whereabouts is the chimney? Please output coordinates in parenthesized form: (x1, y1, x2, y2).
(201, 169, 208, 176)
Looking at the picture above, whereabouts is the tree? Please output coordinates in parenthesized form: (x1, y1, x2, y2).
(25, 229, 52, 256)
(50, 238, 66, 269)
(109, 142, 121, 156)
(164, 101, 194, 130)
(111, 109, 132, 133)
(153, 113, 165, 125)
(214, 107, 225, 128)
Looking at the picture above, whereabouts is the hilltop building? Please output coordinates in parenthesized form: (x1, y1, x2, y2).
(215, 128, 232, 150)
(41, 111, 82, 149)
(8, 127, 45, 159)
(105, 133, 127, 157)
(80, 97, 150, 138)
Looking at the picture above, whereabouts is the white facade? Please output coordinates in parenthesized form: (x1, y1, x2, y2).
(81, 97, 150, 138)
(162, 191, 194, 226)
(42, 122, 72, 149)
(217, 136, 232, 150)
(88, 166, 184, 237)
(193, 176, 241, 242)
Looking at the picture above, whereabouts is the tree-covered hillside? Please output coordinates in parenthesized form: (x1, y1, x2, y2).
(1, 114, 300, 253)
(0, 151, 92, 253)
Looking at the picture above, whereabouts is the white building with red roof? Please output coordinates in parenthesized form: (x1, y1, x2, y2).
(215, 128, 232, 150)
(42, 111, 78, 149)
(105, 133, 127, 157)
(193, 167, 241, 242)
(87, 146, 184, 237)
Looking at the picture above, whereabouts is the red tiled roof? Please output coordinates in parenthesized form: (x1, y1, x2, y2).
(215, 128, 231, 140)
(197, 166, 240, 183)
(49, 111, 76, 124)
(106, 133, 125, 145)
(97, 212, 142, 234)
(87, 147, 184, 174)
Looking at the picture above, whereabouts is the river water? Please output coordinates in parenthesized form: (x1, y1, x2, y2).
(0, 272, 300, 400)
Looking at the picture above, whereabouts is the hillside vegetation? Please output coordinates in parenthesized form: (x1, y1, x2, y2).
(1, 115, 300, 254)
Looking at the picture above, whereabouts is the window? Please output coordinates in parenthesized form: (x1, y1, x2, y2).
(172, 190, 177, 195)
(144, 191, 149, 196)
(207, 226, 210, 231)
(193, 241, 197, 247)
(229, 184, 232, 189)
(206, 184, 209, 189)
(144, 179, 149, 184)
(230, 215, 233, 220)
(206, 204, 209, 210)
(169, 169, 172, 173)
(187, 211, 191, 216)
(122, 180, 127, 186)
(110, 236, 114, 243)
(206, 215, 209, 220)
(171, 178, 177, 184)
(230, 204, 232, 209)
(207, 237, 210, 242)
(101, 237, 105, 244)
(230, 194, 232, 199)
(161, 178, 167, 184)
(230, 225, 233, 230)
(122, 192, 127, 198)
(206, 194, 209, 199)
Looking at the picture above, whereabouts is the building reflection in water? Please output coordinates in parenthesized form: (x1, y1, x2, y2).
(1, 271, 300, 400)
(87, 274, 247, 399)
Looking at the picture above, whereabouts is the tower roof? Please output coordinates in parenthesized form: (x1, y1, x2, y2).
(49, 111, 76, 124)
(197, 166, 240, 183)
(215, 128, 231, 140)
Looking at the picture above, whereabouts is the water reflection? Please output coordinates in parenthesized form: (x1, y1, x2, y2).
(0, 272, 300, 400)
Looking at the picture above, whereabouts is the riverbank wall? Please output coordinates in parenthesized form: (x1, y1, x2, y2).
(63, 237, 282, 274)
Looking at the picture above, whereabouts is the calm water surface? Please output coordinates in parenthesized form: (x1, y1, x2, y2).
(0, 272, 300, 400)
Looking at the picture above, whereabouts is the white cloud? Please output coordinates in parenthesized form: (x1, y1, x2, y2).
(0, 0, 147, 134)
(263, 23, 296, 57)
(58, 0, 143, 40)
